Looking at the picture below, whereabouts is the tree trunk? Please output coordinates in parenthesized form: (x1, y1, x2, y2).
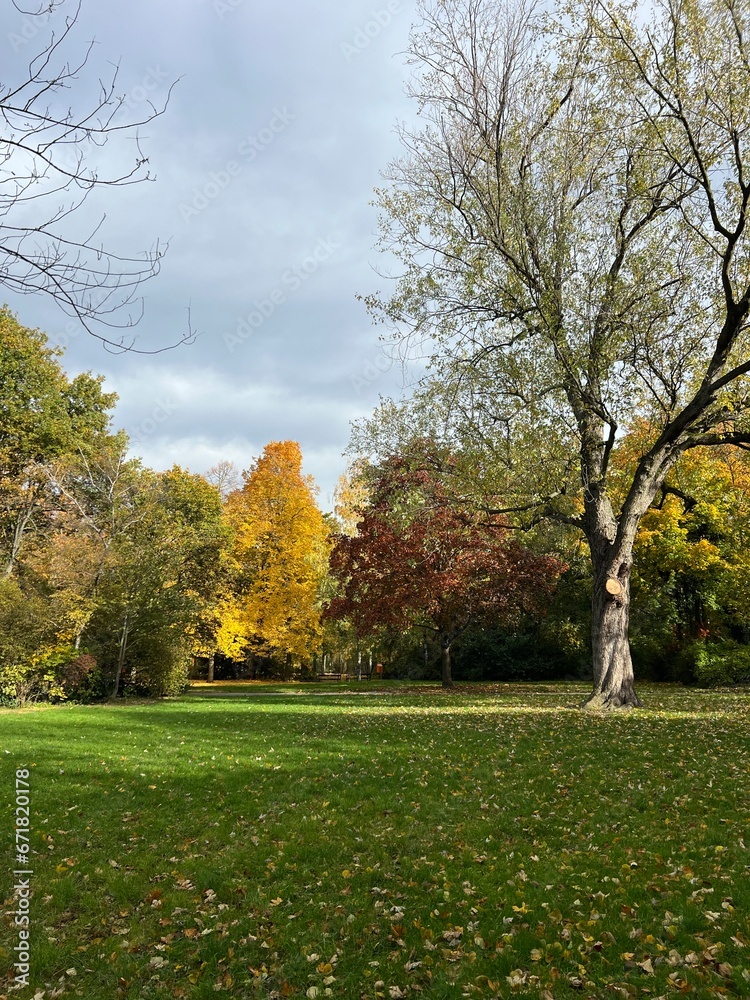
(3, 502, 36, 578)
(440, 638, 454, 689)
(207, 652, 215, 683)
(578, 475, 645, 710)
(112, 614, 130, 699)
(583, 556, 641, 710)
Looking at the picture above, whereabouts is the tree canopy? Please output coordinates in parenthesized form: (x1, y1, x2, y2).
(0, 307, 116, 578)
(361, 0, 750, 707)
(218, 441, 331, 669)
(327, 451, 565, 686)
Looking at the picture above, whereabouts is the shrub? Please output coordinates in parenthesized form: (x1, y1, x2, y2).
(692, 641, 750, 687)
(122, 630, 192, 697)
(0, 580, 57, 705)
(454, 626, 576, 682)
(56, 652, 100, 700)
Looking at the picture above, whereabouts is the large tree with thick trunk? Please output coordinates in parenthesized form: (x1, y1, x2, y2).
(364, 0, 750, 708)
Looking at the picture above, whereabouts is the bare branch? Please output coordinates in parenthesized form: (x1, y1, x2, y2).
(0, 0, 185, 352)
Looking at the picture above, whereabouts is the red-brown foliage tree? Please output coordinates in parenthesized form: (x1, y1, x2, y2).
(326, 454, 565, 687)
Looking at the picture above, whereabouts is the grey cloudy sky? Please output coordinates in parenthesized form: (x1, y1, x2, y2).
(1, 0, 420, 509)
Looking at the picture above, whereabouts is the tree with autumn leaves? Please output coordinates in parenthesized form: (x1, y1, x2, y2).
(326, 452, 565, 687)
(362, 0, 750, 708)
(614, 425, 750, 685)
(6, 302, 750, 700)
(0, 307, 234, 701)
(217, 441, 331, 674)
(0, 312, 333, 698)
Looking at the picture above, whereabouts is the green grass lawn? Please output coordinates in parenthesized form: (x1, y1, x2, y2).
(1, 683, 748, 999)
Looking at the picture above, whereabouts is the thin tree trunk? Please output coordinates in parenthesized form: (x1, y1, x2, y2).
(207, 652, 215, 683)
(3, 502, 35, 578)
(112, 614, 129, 699)
(440, 638, 454, 689)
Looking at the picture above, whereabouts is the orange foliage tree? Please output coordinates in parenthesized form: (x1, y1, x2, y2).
(217, 441, 330, 672)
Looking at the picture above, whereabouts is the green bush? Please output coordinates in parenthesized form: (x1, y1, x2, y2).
(122, 630, 192, 697)
(692, 641, 750, 687)
(454, 626, 576, 681)
(0, 579, 58, 704)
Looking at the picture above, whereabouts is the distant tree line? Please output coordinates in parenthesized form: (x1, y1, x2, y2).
(3, 308, 750, 706)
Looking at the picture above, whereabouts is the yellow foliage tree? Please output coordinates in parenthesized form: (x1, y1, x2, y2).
(615, 421, 750, 641)
(332, 459, 371, 537)
(217, 441, 330, 668)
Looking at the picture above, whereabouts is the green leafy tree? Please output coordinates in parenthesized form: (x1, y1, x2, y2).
(72, 458, 227, 697)
(0, 577, 90, 704)
(364, 0, 750, 707)
(0, 307, 116, 577)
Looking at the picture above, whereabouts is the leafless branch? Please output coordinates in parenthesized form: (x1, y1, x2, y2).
(0, 0, 187, 352)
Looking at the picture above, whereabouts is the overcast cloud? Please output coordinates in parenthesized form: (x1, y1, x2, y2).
(1, 0, 420, 508)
